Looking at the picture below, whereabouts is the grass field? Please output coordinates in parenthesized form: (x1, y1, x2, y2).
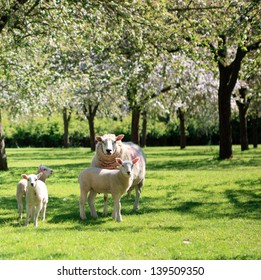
(0, 146, 260, 260)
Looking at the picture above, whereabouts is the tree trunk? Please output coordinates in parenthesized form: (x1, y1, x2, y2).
(62, 107, 71, 148)
(236, 87, 250, 151)
(87, 115, 96, 152)
(212, 37, 249, 159)
(83, 103, 99, 152)
(141, 110, 147, 147)
(127, 82, 141, 145)
(218, 70, 233, 159)
(239, 107, 249, 151)
(252, 113, 258, 148)
(131, 106, 141, 145)
(0, 109, 8, 171)
(177, 108, 186, 149)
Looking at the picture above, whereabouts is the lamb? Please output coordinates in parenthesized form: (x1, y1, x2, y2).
(22, 173, 48, 227)
(91, 134, 146, 215)
(79, 157, 140, 222)
(16, 165, 53, 219)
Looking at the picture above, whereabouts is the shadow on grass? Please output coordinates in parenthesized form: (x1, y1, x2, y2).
(8, 148, 93, 161)
(1, 185, 260, 232)
(225, 188, 261, 219)
(145, 146, 260, 171)
(7, 147, 260, 173)
(147, 157, 260, 171)
(138, 182, 261, 221)
(1, 185, 260, 230)
(1, 192, 183, 232)
(0, 197, 18, 225)
(216, 254, 259, 260)
(171, 187, 261, 220)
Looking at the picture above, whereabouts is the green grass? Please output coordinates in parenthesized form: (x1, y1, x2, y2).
(0, 146, 260, 260)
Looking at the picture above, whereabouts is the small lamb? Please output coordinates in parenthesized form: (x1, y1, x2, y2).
(16, 165, 53, 219)
(22, 173, 48, 227)
(79, 157, 140, 222)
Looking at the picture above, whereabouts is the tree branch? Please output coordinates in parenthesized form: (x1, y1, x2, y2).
(227, 46, 247, 93)
(247, 39, 261, 52)
(0, 0, 30, 33)
(160, 85, 172, 93)
(167, 5, 223, 12)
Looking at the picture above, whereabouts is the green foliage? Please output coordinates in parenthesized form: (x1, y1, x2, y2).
(0, 146, 260, 259)
(4, 111, 260, 147)
(1, 1, 260, 156)
(5, 115, 63, 147)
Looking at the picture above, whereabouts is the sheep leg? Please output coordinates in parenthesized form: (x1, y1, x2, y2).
(25, 205, 31, 226)
(112, 206, 116, 220)
(34, 204, 42, 227)
(103, 194, 109, 216)
(127, 189, 132, 199)
(112, 196, 122, 222)
(17, 195, 23, 219)
(30, 207, 35, 222)
(42, 202, 47, 221)
(133, 181, 143, 211)
(87, 190, 98, 219)
(79, 189, 88, 220)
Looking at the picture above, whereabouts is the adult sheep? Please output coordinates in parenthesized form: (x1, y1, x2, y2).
(91, 134, 146, 215)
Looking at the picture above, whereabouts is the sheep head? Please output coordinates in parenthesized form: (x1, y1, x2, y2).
(96, 134, 124, 155)
(21, 173, 43, 187)
(38, 164, 53, 176)
(116, 157, 140, 177)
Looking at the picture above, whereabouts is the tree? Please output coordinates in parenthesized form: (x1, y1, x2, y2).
(117, 34, 157, 144)
(74, 46, 124, 151)
(0, 108, 8, 170)
(211, 37, 260, 158)
(0, 0, 66, 169)
(82, 101, 99, 151)
(235, 84, 251, 151)
(246, 72, 261, 148)
(233, 52, 261, 150)
(42, 2, 128, 150)
(158, 54, 219, 148)
(102, 1, 169, 145)
(163, 0, 260, 158)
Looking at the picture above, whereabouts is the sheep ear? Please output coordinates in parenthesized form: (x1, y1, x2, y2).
(116, 134, 124, 141)
(116, 158, 123, 165)
(22, 174, 28, 179)
(132, 157, 140, 164)
(96, 136, 103, 142)
(37, 172, 43, 179)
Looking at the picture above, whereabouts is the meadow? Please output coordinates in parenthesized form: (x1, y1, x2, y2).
(0, 146, 260, 260)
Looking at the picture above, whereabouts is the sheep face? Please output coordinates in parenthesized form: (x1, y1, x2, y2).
(38, 165, 53, 176)
(116, 157, 140, 177)
(96, 134, 124, 155)
(22, 173, 43, 188)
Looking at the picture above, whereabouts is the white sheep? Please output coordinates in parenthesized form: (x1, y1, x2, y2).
(91, 134, 146, 215)
(16, 165, 53, 219)
(22, 173, 48, 227)
(79, 157, 140, 222)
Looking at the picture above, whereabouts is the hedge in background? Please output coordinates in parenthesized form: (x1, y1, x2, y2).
(4, 113, 260, 148)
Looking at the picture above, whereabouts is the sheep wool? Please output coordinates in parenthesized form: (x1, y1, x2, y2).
(16, 165, 53, 219)
(79, 158, 140, 222)
(91, 134, 146, 214)
(22, 173, 48, 227)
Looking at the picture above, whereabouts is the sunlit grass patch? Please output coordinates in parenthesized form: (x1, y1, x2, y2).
(0, 146, 260, 260)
